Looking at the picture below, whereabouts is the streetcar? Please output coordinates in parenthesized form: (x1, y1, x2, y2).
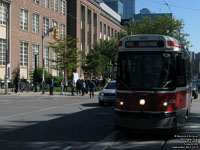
(115, 34, 192, 130)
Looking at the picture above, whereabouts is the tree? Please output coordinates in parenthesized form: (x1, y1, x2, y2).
(49, 35, 80, 78)
(123, 15, 190, 46)
(83, 39, 118, 78)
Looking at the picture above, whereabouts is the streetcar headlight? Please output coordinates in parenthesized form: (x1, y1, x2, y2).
(163, 101, 168, 107)
(120, 101, 124, 106)
(139, 99, 145, 105)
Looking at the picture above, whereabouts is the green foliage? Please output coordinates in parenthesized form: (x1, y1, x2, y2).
(49, 35, 80, 78)
(123, 15, 190, 46)
(83, 39, 118, 78)
(53, 76, 63, 87)
(32, 67, 52, 83)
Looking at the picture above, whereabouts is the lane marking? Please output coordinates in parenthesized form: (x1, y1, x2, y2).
(0, 100, 92, 120)
(88, 131, 120, 150)
(63, 146, 72, 150)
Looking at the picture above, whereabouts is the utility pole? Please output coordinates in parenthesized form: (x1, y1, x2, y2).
(5, 3, 10, 95)
(41, 27, 55, 94)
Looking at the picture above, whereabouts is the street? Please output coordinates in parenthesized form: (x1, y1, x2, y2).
(0, 92, 199, 150)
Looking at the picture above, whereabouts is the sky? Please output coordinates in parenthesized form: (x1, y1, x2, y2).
(136, 0, 200, 53)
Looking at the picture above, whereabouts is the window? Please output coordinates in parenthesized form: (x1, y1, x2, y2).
(43, 0, 49, 9)
(0, 1, 7, 25)
(100, 22, 102, 33)
(0, 39, 6, 65)
(44, 46, 49, 67)
(108, 26, 110, 37)
(20, 42, 28, 66)
(20, 9, 28, 30)
(32, 13, 39, 33)
(52, 50, 57, 68)
(32, 44, 39, 67)
(60, 0, 66, 15)
(52, 0, 58, 12)
(52, 20, 58, 36)
(32, 0, 40, 4)
(61, 24, 65, 39)
(104, 24, 106, 34)
(43, 17, 49, 35)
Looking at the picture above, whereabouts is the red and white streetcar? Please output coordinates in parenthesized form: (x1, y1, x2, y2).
(115, 34, 192, 130)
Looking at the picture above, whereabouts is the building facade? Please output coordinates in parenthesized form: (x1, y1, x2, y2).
(67, 0, 122, 78)
(122, 0, 135, 19)
(0, 0, 66, 82)
(0, 0, 122, 83)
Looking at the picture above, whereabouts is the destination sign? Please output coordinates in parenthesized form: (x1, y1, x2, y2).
(125, 40, 164, 48)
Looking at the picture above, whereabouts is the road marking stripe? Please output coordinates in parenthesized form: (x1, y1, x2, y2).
(0, 100, 91, 120)
(63, 146, 72, 150)
(88, 131, 120, 150)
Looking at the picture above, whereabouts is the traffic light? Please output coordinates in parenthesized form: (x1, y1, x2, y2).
(54, 29, 59, 40)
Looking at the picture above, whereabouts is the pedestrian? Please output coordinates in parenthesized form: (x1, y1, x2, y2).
(13, 73, 19, 93)
(60, 79, 64, 95)
(76, 79, 81, 95)
(49, 76, 54, 95)
(71, 77, 75, 96)
(89, 79, 96, 98)
(82, 80, 86, 96)
(64, 78, 68, 93)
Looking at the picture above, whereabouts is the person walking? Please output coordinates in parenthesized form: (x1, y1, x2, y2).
(64, 78, 68, 93)
(71, 77, 75, 96)
(82, 80, 86, 96)
(76, 79, 81, 95)
(60, 79, 64, 95)
(13, 73, 19, 93)
(89, 79, 96, 98)
(49, 76, 54, 95)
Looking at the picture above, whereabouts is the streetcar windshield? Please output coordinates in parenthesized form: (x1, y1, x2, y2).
(117, 51, 175, 90)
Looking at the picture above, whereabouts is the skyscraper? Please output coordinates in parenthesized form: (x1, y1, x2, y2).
(122, 0, 135, 19)
(103, 0, 124, 17)
(103, 0, 135, 19)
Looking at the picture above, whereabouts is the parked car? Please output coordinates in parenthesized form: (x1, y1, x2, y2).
(192, 80, 198, 99)
(98, 80, 116, 106)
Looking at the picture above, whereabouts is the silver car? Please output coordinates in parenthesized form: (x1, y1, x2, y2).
(98, 80, 116, 106)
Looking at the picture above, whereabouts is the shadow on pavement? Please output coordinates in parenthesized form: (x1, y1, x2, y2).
(0, 106, 115, 150)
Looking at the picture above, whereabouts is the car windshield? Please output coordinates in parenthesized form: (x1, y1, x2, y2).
(104, 82, 116, 89)
(117, 51, 175, 90)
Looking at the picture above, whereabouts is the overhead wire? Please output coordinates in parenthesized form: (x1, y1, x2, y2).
(150, 0, 200, 12)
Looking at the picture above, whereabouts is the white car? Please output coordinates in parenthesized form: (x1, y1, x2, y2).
(98, 80, 116, 106)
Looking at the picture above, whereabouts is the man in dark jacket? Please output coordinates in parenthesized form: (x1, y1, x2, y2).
(49, 76, 54, 95)
(89, 79, 96, 98)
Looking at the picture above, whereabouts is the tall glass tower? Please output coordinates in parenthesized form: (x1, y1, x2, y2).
(103, 0, 135, 19)
(122, 0, 135, 19)
(103, 0, 124, 17)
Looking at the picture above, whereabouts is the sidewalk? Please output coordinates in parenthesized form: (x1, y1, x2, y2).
(0, 91, 99, 97)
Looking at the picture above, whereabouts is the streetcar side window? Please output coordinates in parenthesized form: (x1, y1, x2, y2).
(176, 55, 186, 86)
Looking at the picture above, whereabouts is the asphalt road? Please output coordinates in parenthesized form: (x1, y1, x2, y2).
(0, 92, 116, 150)
(0, 92, 200, 150)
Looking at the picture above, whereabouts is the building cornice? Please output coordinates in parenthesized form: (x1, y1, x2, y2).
(87, 0, 101, 9)
(1, 0, 11, 3)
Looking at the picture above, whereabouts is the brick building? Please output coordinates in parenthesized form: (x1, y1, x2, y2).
(67, 0, 122, 78)
(0, 0, 122, 84)
(0, 0, 66, 82)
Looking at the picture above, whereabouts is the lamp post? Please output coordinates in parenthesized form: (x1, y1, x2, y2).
(41, 27, 55, 94)
(33, 50, 38, 92)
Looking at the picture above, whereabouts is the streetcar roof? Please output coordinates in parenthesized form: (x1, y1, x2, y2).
(118, 34, 185, 52)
